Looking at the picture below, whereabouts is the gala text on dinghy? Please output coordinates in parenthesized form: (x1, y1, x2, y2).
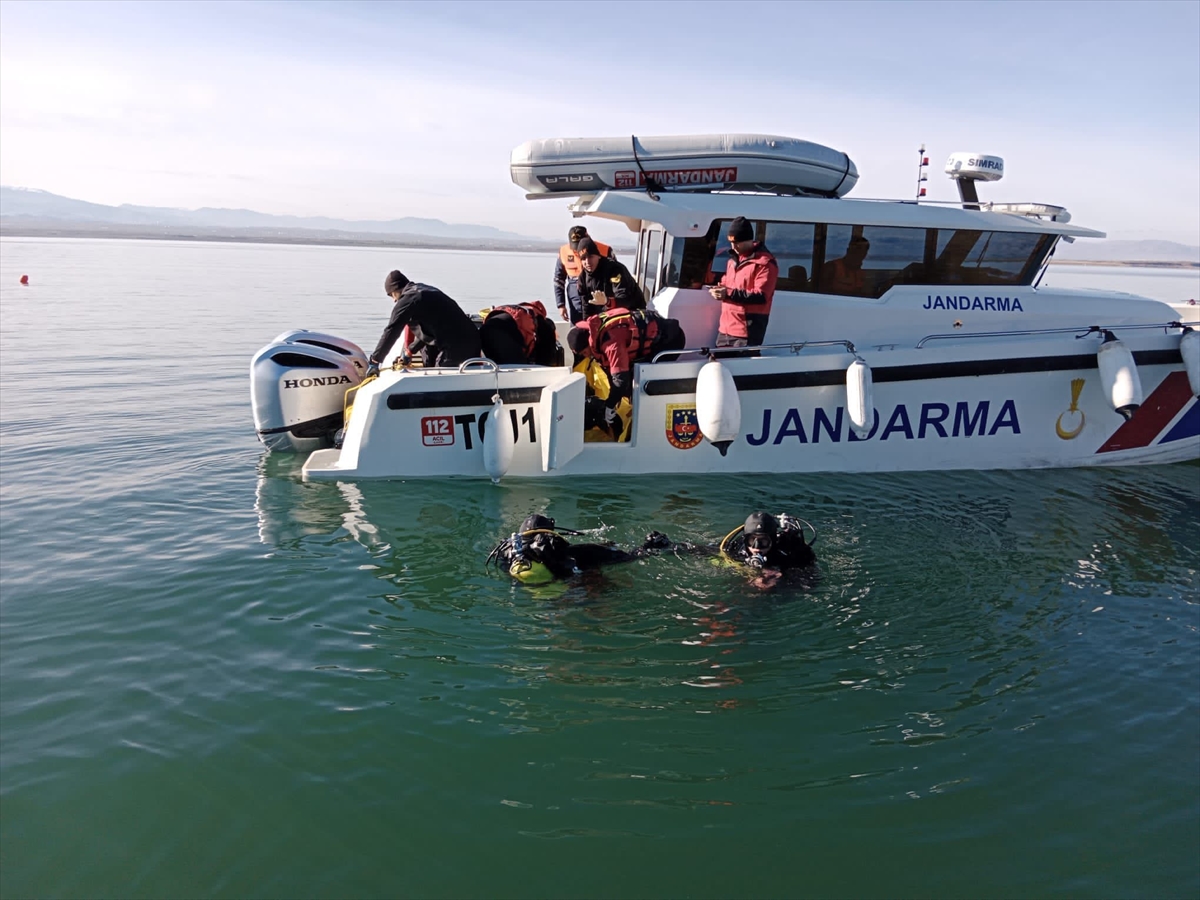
(248, 134, 1200, 482)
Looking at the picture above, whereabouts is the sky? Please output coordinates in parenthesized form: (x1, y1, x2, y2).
(1, 0, 1198, 246)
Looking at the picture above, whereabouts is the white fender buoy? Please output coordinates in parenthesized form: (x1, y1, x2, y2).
(481, 394, 514, 483)
(1097, 330, 1143, 421)
(846, 358, 874, 438)
(1180, 328, 1200, 397)
(696, 359, 741, 457)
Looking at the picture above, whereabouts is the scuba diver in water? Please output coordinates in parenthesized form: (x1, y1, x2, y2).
(719, 511, 817, 587)
(488, 511, 816, 587)
(487, 514, 684, 585)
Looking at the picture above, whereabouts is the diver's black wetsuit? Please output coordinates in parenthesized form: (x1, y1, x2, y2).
(490, 515, 678, 582)
(726, 530, 815, 570)
(725, 512, 817, 572)
(526, 533, 643, 579)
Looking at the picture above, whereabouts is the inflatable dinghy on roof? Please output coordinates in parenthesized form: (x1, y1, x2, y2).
(510, 134, 858, 198)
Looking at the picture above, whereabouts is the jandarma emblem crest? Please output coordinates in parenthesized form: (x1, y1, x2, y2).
(666, 404, 702, 449)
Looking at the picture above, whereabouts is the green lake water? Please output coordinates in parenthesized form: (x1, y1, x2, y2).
(1, 238, 1197, 899)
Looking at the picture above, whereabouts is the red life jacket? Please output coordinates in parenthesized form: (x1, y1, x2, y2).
(582, 307, 662, 377)
(488, 301, 547, 359)
(559, 240, 613, 278)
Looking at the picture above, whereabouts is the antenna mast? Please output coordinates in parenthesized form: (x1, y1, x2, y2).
(915, 144, 929, 201)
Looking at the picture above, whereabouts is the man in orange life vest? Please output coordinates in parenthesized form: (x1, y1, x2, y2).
(553, 226, 616, 323)
(479, 301, 560, 366)
(576, 237, 645, 313)
(567, 308, 685, 433)
(708, 216, 779, 349)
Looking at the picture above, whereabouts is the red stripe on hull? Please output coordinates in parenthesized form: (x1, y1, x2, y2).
(1097, 371, 1193, 453)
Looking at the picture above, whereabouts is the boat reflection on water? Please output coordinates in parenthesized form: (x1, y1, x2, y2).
(254, 453, 383, 551)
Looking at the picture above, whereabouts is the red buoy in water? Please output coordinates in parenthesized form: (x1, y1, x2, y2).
(20, 275, 29, 285)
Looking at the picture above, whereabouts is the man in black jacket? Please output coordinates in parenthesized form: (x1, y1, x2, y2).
(367, 270, 481, 374)
(575, 237, 645, 312)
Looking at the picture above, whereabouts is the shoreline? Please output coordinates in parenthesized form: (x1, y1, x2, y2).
(1049, 258, 1199, 269)
(0, 224, 566, 254)
(1, 225, 1196, 269)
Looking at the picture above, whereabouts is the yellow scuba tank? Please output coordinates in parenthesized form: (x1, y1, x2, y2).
(509, 559, 555, 585)
(498, 528, 565, 585)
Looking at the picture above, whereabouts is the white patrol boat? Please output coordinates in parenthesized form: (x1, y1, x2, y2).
(249, 134, 1200, 482)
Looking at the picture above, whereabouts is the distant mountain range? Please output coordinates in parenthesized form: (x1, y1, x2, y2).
(1, 186, 1196, 263)
(1054, 238, 1199, 264)
(0, 186, 541, 243)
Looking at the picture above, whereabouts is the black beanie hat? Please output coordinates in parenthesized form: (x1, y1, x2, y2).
(384, 270, 409, 295)
(727, 216, 754, 242)
(567, 326, 590, 354)
(574, 236, 599, 257)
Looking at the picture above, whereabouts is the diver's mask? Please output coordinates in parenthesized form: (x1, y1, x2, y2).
(745, 533, 773, 568)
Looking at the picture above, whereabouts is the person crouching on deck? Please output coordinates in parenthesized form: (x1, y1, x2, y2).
(567, 308, 686, 438)
(479, 301, 562, 366)
(366, 269, 481, 376)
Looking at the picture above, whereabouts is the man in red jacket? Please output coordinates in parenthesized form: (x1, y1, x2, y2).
(708, 216, 779, 350)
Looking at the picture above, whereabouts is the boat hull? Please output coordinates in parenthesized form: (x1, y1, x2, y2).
(301, 336, 1199, 481)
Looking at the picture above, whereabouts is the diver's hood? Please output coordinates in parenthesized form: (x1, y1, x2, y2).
(743, 511, 778, 539)
(520, 514, 556, 533)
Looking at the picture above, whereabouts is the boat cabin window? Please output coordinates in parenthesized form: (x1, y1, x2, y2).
(663, 219, 1055, 294)
(763, 222, 815, 292)
(636, 227, 665, 299)
(931, 229, 1052, 285)
(665, 219, 813, 290)
(818, 225, 928, 298)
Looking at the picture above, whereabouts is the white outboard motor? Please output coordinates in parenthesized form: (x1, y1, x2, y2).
(270, 330, 368, 377)
(696, 358, 741, 456)
(251, 341, 363, 452)
(1096, 330, 1143, 421)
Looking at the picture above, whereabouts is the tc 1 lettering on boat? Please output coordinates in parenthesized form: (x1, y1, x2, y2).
(924, 295, 1024, 311)
(747, 400, 1021, 446)
(423, 407, 538, 450)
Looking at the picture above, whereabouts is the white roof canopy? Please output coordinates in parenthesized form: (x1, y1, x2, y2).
(570, 191, 1105, 239)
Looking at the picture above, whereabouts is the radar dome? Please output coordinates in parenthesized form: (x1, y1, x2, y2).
(944, 152, 1004, 182)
